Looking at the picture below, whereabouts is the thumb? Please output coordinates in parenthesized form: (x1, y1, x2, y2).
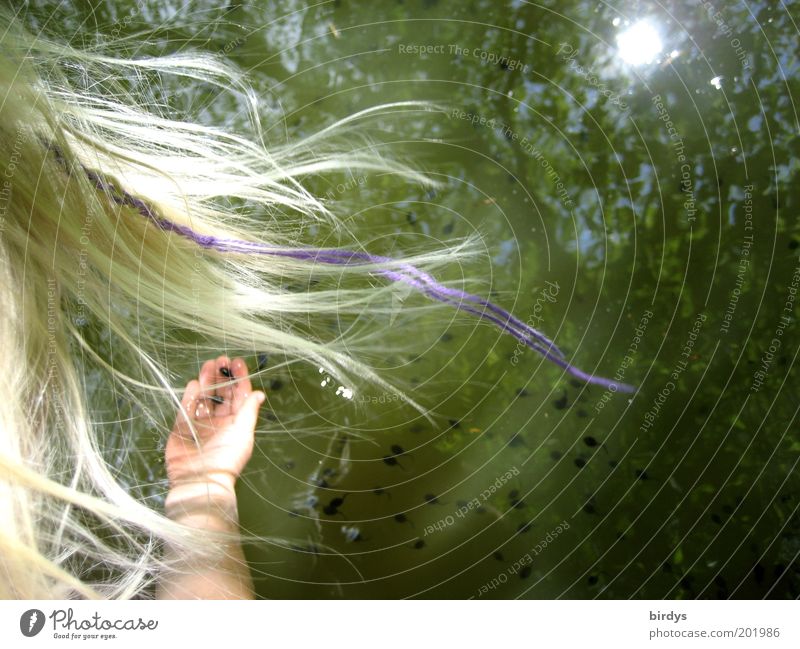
(235, 391, 266, 434)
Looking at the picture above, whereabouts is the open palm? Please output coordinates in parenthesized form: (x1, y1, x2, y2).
(166, 355, 265, 493)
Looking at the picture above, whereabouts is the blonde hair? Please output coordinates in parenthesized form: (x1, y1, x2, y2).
(0, 7, 474, 599)
(0, 7, 630, 599)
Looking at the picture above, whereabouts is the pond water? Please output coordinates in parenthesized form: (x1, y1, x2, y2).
(28, 0, 800, 598)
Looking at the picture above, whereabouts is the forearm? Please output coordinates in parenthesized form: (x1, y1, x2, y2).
(156, 478, 254, 600)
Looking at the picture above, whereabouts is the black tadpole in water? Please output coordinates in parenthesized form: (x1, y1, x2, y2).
(384, 445, 407, 468)
(412, 539, 425, 549)
(508, 433, 526, 447)
(219, 366, 231, 378)
(323, 495, 348, 516)
(554, 392, 568, 410)
(424, 494, 440, 505)
(256, 353, 269, 370)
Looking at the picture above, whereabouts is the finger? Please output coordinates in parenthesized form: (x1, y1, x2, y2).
(198, 359, 218, 394)
(212, 355, 236, 417)
(233, 391, 266, 441)
(230, 357, 254, 413)
(180, 379, 201, 411)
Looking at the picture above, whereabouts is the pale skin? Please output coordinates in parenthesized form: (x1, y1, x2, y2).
(156, 355, 265, 600)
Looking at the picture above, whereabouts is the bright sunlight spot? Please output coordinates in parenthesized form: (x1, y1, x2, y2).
(616, 20, 663, 65)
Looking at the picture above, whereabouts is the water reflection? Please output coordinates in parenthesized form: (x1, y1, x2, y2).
(615, 19, 664, 66)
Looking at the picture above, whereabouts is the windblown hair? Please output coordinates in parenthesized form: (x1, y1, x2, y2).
(0, 9, 471, 598)
(0, 7, 630, 599)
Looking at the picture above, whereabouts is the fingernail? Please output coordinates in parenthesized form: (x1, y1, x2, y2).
(257, 392, 266, 404)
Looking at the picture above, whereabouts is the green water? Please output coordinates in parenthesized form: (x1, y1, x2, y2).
(27, 0, 800, 598)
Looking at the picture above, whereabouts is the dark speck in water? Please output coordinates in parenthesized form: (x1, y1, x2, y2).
(588, 575, 598, 585)
(413, 539, 425, 549)
(440, 332, 453, 342)
(515, 388, 530, 397)
(510, 498, 524, 509)
(265, 411, 278, 422)
(576, 409, 588, 418)
(550, 450, 562, 461)
(323, 496, 347, 516)
(583, 502, 596, 514)
(608, 460, 618, 468)
(554, 393, 568, 410)
(284, 460, 295, 470)
(382, 455, 399, 466)
(406, 211, 417, 225)
(424, 494, 440, 505)
(409, 424, 425, 433)
(789, 239, 799, 250)
(509, 433, 525, 447)
(314, 478, 330, 489)
(493, 551, 504, 561)
(256, 353, 268, 370)
(390, 444, 405, 455)
(394, 513, 408, 523)
(569, 379, 582, 389)
(517, 521, 533, 534)
(269, 378, 283, 391)
(448, 419, 461, 429)
(635, 469, 649, 480)
(711, 513, 722, 524)
(508, 490, 519, 500)
(583, 436, 598, 447)
(373, 486, 388, 496)
(442, 221, 454, 235)
(519, 566, 531, 579)
(288, 509, 300, 518)
(574, 457, 586, 469)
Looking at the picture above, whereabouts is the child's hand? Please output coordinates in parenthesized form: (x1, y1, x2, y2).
(165, 356, 265, 503)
